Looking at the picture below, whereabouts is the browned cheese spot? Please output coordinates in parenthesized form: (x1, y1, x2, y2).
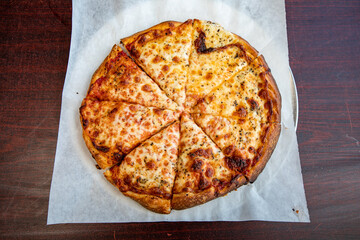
(189, 148, 213, 160)
(92, 141, 109, 153)
(258, 89, 268, 99)
(223, 145, 236, 156)
(205, 72, 213, 80)
(248, 146, 255, 154)
(162, 65, 170, 72)
(153, 108, 163, 116)
(247, 98, 259, 111)
(191, 159, 203, 172)
(119, 78, 130, 86)
(146, 160, 156, 170)
(134, 76, 141, 83)
(198, 175, 211, 190)
(129, 105, 137, 112)
(93, 130, 99, 137)
(113, 152, 123, 162)
(152, 55, 162, 64)
(129, 46, 140, 58)
(194, 31, 215, 54)
(205, 167, 214, 178)
(138, 35, 147, 44)
(233, 106, 247, 118)
(225, 156, 247, 171)
(82, 119, 88, 128)
(172, 56, 180, 63)
(124, 175, 132, 185)
(141, 84, 152, 92)
(164, 44, 171, 51)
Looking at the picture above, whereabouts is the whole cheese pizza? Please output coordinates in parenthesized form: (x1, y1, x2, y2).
(80, 19, 281, 214)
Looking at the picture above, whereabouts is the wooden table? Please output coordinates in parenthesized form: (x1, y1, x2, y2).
(1, 0, 359, 239)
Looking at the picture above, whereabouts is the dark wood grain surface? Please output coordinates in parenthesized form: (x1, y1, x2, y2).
(1, 0, 359, 239)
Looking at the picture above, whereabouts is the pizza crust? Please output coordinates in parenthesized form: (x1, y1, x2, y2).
(121, 21, 182, 46)
(172, 175, 247, 210)
(123, 191, 171, 214)
(80, 99, 122, 169)
(104, 171, 171, 214)
(82, 131, 120, 169)
(232, 33, 259, 62)
(88, 44, 121, 88)
(247, 122, 281, 183)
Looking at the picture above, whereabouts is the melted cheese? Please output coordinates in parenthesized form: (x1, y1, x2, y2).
(80, 99, 179, 169)
(193, 19, 239, 48)
(192, 113, 265, 162)
(105, 122, 180, 199)
(192, 19, 258, 59)
(192, 55, 274, 130)
(185, 45, 248, 109)
(88, 45, 178, 111)
(125, 21, 193, 107)
(173, 113, 234, 194)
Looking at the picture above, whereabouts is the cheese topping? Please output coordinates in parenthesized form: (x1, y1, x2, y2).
(173, 113, 235, 194)
(125, 20, 193, 107)
(184, 19, 257, 109)
(88, 45, 178, 111)
(192, 55, 279, 126)
(192, 113, 270, 176)
(105, 122, 180, 199)
(80, 99, 179, 169)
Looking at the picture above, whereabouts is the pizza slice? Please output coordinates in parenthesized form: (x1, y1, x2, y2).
(104, 121, 180, 214)
(87, 44, 178, 111)
(79, 98, 180, 169)
(122, 20, 193, 108)
(192, 55, 281, 124)
(192, 19, 259, 56)
(184, 19, 258, 109)
(192, 113, 280, 182)
(172, 113, 246, 210)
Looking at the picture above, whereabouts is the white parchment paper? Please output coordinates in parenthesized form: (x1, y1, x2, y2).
(47, 0, 310, 223)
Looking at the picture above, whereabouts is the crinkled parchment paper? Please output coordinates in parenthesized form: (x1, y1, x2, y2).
(47, 0, 310, 223)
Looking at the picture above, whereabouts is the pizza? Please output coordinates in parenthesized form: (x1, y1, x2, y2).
(80, 19, 281, 214)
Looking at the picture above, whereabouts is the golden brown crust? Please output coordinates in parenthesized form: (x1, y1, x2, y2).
(172, 175, 247, 210)
(82, 132, 120, 169)
(172, 187, 216, 210)
(247, 122, 281, 183)
(80, 99, 122, 169)
(265, 71, 282, 123)
(121, 21, 182, 46)
(88, 44, 121, 90)
(123, 191, 171, 214)
(246, 54, 282, 123)
(232, 33, 259, 62)
(104, 169, 171, 214)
